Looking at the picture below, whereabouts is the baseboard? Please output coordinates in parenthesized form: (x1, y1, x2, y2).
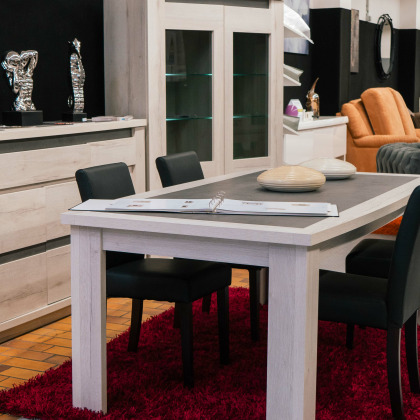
(0, 298, 71, 344)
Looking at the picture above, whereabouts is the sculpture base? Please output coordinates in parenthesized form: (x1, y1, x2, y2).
(62, 112, 87, 122)
(3, 110, 43, 126)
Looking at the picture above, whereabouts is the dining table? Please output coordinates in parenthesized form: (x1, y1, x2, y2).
(61, 169, 420, 419)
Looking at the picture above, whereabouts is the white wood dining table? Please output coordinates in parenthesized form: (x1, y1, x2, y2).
(61, 169, 420, 419)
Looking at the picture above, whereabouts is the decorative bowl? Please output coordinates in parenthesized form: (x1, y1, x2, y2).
(299, 158, 356, 180)
(257, 165, 326, 192)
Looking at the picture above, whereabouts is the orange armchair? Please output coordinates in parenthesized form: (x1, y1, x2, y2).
(340, 88, 420, 172)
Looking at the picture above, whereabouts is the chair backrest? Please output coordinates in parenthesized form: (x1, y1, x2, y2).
(387, 185, 420, 326)
(156, 151, 204, 187)
(341, 99, 374, 139)
(75, 162, 140, 269)
(75, 162, 135, 202)
(361, 87, 416, 137)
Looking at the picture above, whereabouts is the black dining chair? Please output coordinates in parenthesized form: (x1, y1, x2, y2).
(75, 162, 231, 387)
(318, 185, 420, 419)
(156, 151, 262, 341)
(344, 238, 395, 348)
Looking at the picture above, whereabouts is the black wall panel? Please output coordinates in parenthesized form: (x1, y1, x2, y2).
(398, 30, 420, 112)
(348, 20, 399, 105)
(0, 0, 104, 122)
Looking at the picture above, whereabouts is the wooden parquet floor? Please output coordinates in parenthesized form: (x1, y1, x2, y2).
(0, 269, 250, 419)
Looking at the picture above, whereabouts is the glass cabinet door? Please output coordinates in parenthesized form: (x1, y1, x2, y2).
(233, 33, 268, 160)
(166, 30, 212, 162)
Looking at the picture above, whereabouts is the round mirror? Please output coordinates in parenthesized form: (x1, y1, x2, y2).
(375, 14, 395, 80)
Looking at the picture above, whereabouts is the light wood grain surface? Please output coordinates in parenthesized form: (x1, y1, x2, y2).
(63, 169, 420, 419)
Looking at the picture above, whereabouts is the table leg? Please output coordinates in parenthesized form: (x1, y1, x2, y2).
(71, 226, 107, 413)
(266, 245, 319, 420)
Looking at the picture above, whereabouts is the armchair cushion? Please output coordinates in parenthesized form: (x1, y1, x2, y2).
(353, 134, 418, 148)
(341, 99, 373, 138)
(361, 88, 416, 137)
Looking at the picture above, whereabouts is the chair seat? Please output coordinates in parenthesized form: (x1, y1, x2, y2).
(107, 258, 231, 302)
(346, 238, 395, 279)
(319, 270, 388, 329)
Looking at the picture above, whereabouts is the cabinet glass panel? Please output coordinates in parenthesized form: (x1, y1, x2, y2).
(166, 30, 212, 161)
(233, 33, 268, 160)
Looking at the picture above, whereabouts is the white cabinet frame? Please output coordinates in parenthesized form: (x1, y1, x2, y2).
(104, 0, 284, 191)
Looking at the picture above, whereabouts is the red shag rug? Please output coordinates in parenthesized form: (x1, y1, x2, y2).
(1, 288, 420, 419)
(373, 216, 402, 235)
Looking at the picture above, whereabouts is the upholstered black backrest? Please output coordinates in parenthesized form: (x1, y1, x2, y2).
(75, 162, 141, 269)
(387, 186, 420, 327)
(75, 162, 136, 202)
(156, 151, 204, 187)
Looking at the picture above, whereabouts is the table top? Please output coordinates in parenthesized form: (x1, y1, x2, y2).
(62, 170, 420, 247)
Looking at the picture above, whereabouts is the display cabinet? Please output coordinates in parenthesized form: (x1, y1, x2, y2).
(104, 0, 284, 190)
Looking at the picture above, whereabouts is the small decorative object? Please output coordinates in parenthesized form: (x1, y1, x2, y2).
(1, 50, 43, 126)
(302, 110, 313, 121)
(285, 99, 304, 118)
(350, 9, 360, 73)
(63, 38, 87, 122)
(257, 165, 325, 192)
(375, 14, 395, 80)
(306, 78, 320, 118)
(300, 158, 357, 179)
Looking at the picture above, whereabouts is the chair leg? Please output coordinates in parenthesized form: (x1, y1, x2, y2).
(178, 302, 194, 387)
(173, 302, 180, 328)
(217, 287, 230, 365)
(249, 268, 260, 341)
(405, 311, 420, 393)
(346, 324, 355, 349)
(127, 299, 143, 352)
(202, 294, 212, 313)
(387, 325, 404, 420)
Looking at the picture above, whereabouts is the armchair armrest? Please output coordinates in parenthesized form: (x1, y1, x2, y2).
(353, 135, 419, 148)
(415, 128, 420, 138)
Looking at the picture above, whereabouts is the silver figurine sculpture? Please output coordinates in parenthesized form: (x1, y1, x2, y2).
(68, 38, 85, 113)
(1, 50, 38, 111)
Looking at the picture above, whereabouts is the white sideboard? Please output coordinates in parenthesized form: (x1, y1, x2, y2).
(283, 116, 348, 164)
(0, 120, 147, 342)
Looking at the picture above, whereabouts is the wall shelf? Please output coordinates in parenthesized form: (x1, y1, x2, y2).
(283, 74, 301, 87)
(284, 23, 313, 43)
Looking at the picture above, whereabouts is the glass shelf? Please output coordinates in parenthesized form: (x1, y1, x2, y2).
(233, 114, 267, 119)
(233, 73, 267, 77)
(166, 73, 212, 76)
(166, 116, 213, 121)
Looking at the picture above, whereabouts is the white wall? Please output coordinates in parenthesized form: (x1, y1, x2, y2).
(310, 0, 420, 29)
